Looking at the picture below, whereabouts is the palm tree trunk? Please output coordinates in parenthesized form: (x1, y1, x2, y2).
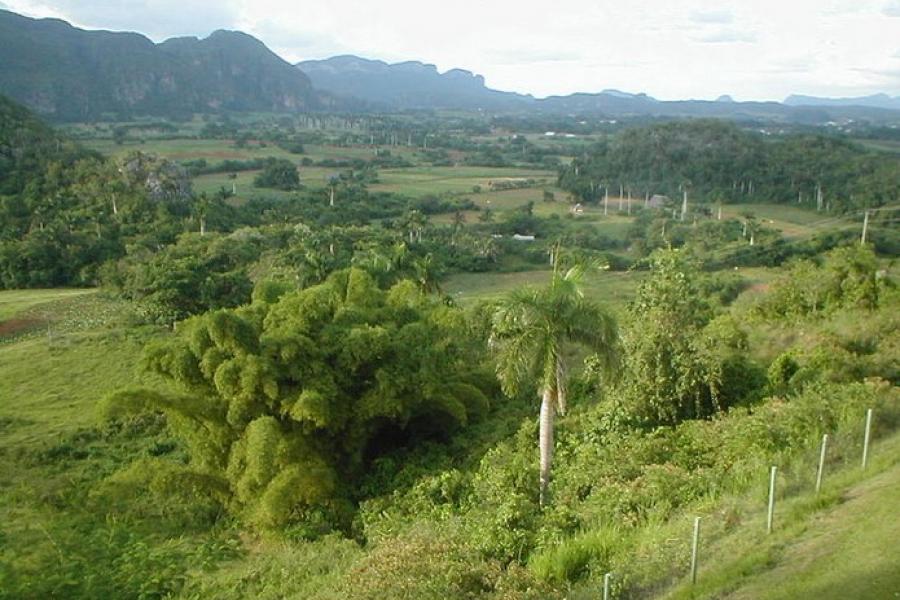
(539, 387, 555, 507)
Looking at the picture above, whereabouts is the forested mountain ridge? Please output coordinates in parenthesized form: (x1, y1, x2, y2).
(0, 9, 324, 120)
(296, 55, 534, 111)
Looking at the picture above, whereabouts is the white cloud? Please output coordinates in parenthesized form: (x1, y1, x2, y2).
(694, 29, 758, 44)
(690, 9, 734, 24)
(4, 0, 239, 38)
(3, 0, 900, 101)
(883, 1, 900, 16)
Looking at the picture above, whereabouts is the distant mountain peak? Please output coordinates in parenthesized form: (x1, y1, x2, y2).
(784, 93, 900, 111)
(0, 9, 320, 119)
(296, 55, 529, 110)
(601, 89, 639, 98)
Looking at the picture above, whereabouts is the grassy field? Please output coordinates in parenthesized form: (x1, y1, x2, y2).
(369, 166, 555, 196)
(718, 203, 856, 239)
(0, 289, 94, 322)
(192, 165, 343, 198)
(444, 268, 643, 313)
(85, 138, 295, 161)
(0, 291, 155, 446)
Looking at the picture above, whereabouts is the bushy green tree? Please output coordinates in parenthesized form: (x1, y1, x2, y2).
(105, 232, 257, 323)
(105, 268, 491, 528)
(254, 158, 300, 190)
(754, 244, 887, 319)
(622, 248, 735, 425)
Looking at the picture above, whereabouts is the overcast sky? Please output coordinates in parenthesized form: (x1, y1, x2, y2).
(3, 0, 899, 100)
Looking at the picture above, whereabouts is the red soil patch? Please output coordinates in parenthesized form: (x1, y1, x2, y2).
(0, 317, 43, 337)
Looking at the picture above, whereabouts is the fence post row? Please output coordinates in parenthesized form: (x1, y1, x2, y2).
(603, 409, 878, 595)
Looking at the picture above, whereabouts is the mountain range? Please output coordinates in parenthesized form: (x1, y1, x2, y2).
(1, 8, 898, 123)
(784, 93, 900, 112)
(0, 9, 324, 120)
(296, 55, 534, 111)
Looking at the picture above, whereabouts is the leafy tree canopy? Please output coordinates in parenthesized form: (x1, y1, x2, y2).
(254, 158, 300, 191)
(105, 268, 492, 528)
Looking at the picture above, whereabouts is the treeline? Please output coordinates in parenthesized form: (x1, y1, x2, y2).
(558, 120, 900, 212)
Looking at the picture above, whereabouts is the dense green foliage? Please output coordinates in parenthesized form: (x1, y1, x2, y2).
(104, 269, 492, 529)
(0, 94, 93, 196)
(559, 120, 900, 213)
(253, 158, 301, 190)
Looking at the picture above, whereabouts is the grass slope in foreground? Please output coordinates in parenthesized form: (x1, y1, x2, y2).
(659, 433, 900, 600)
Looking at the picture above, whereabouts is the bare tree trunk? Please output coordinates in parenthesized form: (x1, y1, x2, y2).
(539, 388, 555, 507)
(555, 359, 567, 416)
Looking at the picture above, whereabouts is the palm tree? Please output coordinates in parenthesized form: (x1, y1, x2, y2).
(490, 259, 620, 506)
(412, 253, 442, 295)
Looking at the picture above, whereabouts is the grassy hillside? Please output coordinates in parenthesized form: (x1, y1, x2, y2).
(662, 433, 900, 600)
(1, 251, 896, 598)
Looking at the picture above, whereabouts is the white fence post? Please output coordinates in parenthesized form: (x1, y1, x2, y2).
(862, 409, 874, 469)
(815, 434, 828, 494)
(767, 466, 777, 534)
(690, 516, 701, 584)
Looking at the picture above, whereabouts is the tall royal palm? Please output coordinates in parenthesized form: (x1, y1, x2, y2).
(490, 262, 620, 506)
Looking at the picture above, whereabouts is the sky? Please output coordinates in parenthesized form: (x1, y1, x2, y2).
(2, 0, 899, 101)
